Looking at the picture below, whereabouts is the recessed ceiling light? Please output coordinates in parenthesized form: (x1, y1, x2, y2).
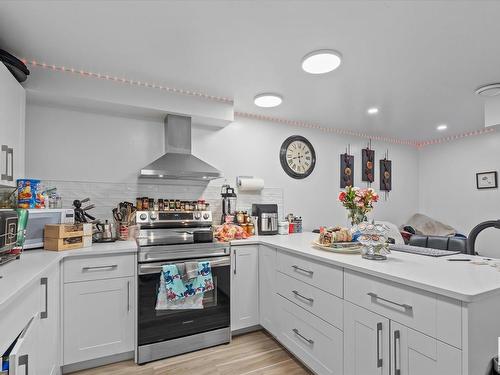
(437, 124, 448, 131)
(475, 83, 500, 97)
(301, 49, 342, 74)
(367, 107, 379, 115)
(254, 93, 283, 108)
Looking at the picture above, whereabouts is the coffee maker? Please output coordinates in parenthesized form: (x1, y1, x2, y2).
(252, 204, 278, 235)
(221, 184, 237, 224)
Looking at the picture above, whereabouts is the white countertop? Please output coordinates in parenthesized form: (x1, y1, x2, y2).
(232, 232, 500, 302)
(0, 241, 137, 311)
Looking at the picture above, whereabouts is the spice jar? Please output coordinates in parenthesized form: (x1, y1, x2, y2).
(149, 198, 155, 211)
(136, 198, 143, 211)
(142, 197, 149, 210)
(246, 222, 255, 236)
(175, 200, 181, 211)
(236, 211, 245, 224)
(169, 200, 175, 210)
(158, 199, 164, 211)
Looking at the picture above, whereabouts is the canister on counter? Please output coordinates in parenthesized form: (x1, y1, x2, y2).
(236, 211, 245, 224)
(246, 222, 255, 236)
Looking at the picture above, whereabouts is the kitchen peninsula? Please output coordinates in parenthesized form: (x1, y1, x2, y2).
(2, 233, 499, 375)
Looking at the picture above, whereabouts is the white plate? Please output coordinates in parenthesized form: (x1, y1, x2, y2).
(311, 241, 362, 254)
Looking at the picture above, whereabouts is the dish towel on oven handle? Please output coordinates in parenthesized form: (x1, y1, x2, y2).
(156, 261, 214, 310)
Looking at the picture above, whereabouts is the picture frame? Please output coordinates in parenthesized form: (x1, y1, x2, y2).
(476, 171, 498, 189)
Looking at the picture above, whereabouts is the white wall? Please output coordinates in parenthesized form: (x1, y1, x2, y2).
(26, 103, 420, 231)
(419, 132, 500, 257)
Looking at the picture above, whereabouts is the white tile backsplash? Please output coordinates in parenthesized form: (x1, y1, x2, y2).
(43, 180, 284, 224)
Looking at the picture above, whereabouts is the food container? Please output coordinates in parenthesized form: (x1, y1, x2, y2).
(17, 179, 43, 209)
(288, 222, 295, 234)
(246, 223, 255, 236)
(278, 221, 289, 235)
(236, 211, 245, 224)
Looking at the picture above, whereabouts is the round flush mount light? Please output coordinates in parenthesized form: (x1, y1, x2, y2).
(475, 83, 500, 97)
(367, 107, 379, 115)
(254, 93, 283, 108)
(301, 49, 342, 74)
(437, 124, 448, 131)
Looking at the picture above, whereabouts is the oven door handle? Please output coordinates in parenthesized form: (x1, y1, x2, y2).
(138, 256, 231, 275)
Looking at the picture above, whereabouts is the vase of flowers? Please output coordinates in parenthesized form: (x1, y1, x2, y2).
(338, 186, 379, 226)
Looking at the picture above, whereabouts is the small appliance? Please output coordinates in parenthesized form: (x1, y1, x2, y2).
(24, 208, 75, 249)
(0, 209, 19, 266)
(220, 184, 237, 224)
(252, 204, 278, 235)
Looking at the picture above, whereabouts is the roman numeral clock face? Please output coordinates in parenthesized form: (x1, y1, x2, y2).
(279, 136, 316, 179)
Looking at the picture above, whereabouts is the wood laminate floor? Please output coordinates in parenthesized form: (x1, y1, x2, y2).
(73, 331, 312, 375)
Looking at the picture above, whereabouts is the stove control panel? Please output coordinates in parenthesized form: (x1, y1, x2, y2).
(135, 211, 213, 225)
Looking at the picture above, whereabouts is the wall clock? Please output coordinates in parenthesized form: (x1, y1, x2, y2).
(280, 135, 316, 179)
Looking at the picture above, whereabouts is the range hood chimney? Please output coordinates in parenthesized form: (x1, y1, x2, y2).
(140, 114, 222, 180)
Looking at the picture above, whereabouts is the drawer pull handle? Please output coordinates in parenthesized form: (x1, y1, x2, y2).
(292, 328, 314, 344)
(82, 265, 118, 271)
(292, 290, 314, 303)
(394, 330, 401, 375)
(291, 265, 314, 275)
(367, 292, 413, 311)
(40, 277, 48, 319)
(376, 322, 383, 368)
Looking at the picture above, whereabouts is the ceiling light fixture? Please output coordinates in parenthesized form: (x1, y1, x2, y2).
(301, 49, 342, 74)
(367, 107, 379, 115)
(254, 93, 283, 108)
(437, 124, 448, 131)
(475, 83, 500, 97)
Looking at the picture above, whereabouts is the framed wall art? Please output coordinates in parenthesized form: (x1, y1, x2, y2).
(476, 171, 498, 189)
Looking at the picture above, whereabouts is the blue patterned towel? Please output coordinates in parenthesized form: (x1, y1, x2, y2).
(156, 261, 214, 310)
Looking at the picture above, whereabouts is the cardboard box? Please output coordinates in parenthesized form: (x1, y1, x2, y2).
(45, 224, 84, 239)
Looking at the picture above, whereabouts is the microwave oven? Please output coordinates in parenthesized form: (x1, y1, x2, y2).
(24, 208, 75, 249)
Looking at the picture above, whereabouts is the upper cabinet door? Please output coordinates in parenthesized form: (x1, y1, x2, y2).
(0, 63, 26, 187)
(344, 301, 390, 375)
(390, 322, 462, 375)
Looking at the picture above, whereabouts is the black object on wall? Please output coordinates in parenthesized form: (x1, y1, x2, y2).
(362, 145, 375, 184)
(380, 158, 392, 192)
(340, 144, 354, 188)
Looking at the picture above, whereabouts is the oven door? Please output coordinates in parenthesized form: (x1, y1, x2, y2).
(137, 256, 230, 346)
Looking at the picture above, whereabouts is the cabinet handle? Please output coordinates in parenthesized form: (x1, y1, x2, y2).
(82, 265, 118, 271)
(8, 148, 13, 181)
(291, 265, 314, 276)
(18, 354, 29, 374)
(292, 328, 314, 344)
(292, 290, 314, 303)
(394, 330, 401, 375)
(233, 249, 237, 275)
(127, 280, 130, 312)
(367, 292, 413, 311)
(40, 277, 48, 319)
(376, 322, 383, 368)
(1, 145, 7, 180)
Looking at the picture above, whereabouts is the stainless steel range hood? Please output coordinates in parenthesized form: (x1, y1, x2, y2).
(140, 114, 222, 180)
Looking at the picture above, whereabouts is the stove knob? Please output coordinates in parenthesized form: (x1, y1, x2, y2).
(194, 212, 202, 220)
(203, 213, 210, 220)
(139, 213, 148, 221)
(150, 213, 157, 220)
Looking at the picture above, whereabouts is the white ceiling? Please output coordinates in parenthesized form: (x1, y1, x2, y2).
(1, 0, 499, 141)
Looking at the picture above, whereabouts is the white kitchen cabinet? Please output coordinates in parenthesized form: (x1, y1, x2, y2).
(231, 244, 259, 332)
(259, 244, 277, 336)
(390, 321, 461, 375)
(63, 276, 134, 364)
(38, 265, 60, 375)
(8, 314, 39, 375)
(344, 301, 390, 375)
(0, 63, 25, 187)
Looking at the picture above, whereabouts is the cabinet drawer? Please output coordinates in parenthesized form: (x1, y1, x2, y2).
(277, 271, 342, 329)
(277, 251, 343, 298)
(277, 295, 343, 375)
(63, 254, 135, 283)
(344, 270, 462, 348)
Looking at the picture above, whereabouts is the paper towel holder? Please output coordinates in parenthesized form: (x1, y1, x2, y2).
(236, 176, 265, 191)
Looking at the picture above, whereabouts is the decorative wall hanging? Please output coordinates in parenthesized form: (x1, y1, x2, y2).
(380, 150, 392, 200)
(340, 144, 354, 188)
(280, 135, 316, 179)
(476, 171, 498, 189)
(362, 140, 375, 185)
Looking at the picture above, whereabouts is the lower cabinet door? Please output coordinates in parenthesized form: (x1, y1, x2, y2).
(391, 322, 462, 375)
(9, 314, 39, 375)
(63, 277, 134, 365)
(344, 301, 390, 375)
(277, 296, 343, 375)
(259, 245, 277, 336)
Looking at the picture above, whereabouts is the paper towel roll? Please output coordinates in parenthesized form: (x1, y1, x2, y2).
(237, 177, 265, 191)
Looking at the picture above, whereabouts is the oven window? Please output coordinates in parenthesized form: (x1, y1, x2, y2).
(138, 263, 230, 345)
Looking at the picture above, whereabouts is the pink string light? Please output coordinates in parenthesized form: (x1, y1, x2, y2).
(24, 58, 496, 148)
